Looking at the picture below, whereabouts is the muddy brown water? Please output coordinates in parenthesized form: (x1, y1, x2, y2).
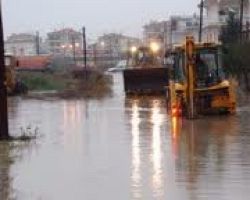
(1, 73, 250, 200)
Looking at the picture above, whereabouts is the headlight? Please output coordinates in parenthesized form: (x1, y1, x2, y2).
(150, 42, 160, 53)
(130, 46, 137, 53)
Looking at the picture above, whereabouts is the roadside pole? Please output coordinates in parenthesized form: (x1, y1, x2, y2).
(0, 1, 9, 140)
(199, 0, 204, 43)
(36, 31, 40, 55)
(240, 0, 244, 42)
(163, 21, 167, 63)
(82, 27, 87, 73)
(93, 43, 97, 67)
(72, 36, 76, 66)
(170, 19, 173, 49)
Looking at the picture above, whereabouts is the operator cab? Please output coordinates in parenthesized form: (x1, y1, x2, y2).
(168, 46, 226, 88)
(195, 47, 225, 87)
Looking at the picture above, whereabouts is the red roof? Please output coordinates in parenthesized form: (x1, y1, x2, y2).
(17, 56, 51, 71)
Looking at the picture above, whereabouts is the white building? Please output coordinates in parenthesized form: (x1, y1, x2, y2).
(97, 33, 141, 58)
(143, 20, 167, 46)
(143, 15, 199, 49)
(169, 15, 200, 46)
(5, 33, 37, 56)
(203, 0, 250, 42)
(46, 28, 82, 55)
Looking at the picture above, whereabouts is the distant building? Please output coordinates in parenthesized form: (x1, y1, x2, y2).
(46, 28, 82, 55)
(205, 0, 250, 25)
(96, 33, 141, 58)
(5, 33, 38, 56)
(169, 15, 200, 46)
(203, 0, 250, 42)
(143, 20, 167, 48)
(143, 16, 199, 49)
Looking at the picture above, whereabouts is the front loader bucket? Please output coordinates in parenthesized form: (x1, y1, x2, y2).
(123, 67, 169, 95)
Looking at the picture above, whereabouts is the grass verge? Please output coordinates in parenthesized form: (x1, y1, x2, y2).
(17, 70, 112, 99)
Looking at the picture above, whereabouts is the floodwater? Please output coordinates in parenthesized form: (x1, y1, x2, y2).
(1, 73, 250, 200)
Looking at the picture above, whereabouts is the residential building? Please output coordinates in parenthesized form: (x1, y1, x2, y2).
(46, 28, 82, 55)
(143, 20, 167, 46)
(5, 33, 38, 56)
(96, 33, 141, 58)
(203, 0, 250, 42)
(169, 15, 200, 46)
(143, 16, 199, 49)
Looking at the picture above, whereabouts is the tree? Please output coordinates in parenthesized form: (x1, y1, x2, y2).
(220, 12, 250, 91)
(220, 12, 241, 44)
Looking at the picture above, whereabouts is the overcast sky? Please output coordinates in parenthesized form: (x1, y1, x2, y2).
(3, 0, 199, 40)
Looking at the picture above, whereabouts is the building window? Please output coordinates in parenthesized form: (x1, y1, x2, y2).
(20, 48, 25, 56)
(186, 21, 193, 27)
(11, 47, 16, 55)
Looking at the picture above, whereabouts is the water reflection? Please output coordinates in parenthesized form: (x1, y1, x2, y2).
(150, 100, 164, 195)
(62, 101, 87, 154)
(171, 116, 182, 160)
(128, 97, 166, 199)
(4, 73, 250, 200)
(170, 115, 248, 199)
(131, 100, 141, 199)
(63, 101, 82, 129)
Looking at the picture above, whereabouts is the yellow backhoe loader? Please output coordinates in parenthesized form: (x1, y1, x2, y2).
(123, 44, 168, 95)
(4, 55, 27, 95)
(166, 36, 236, 119)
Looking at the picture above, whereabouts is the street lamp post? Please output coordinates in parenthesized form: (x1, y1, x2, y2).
(199, 0, 204, 43)
(36, 31, 40, 55)
(163, 21, 167, 59)
(170, 19, 173, 49)
(240, 0, 244, 42)
(72, 36, 76, 66)
(93, 43, 97, 67)
(0, 1, 9, 139)
(61, 45, 67, 71)
(82, 27, 87, 71)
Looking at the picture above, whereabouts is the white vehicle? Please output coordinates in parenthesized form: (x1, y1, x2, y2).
(107, 60, 127, 73)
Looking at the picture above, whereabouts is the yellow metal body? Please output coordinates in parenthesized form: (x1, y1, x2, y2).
(4, 55, 18, 94)
(168, 37, 236, 118)
(185, 36, 196, 118)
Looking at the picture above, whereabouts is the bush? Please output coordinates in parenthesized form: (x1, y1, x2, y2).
(18, 72, 66, 91)
(17, 70, 112, 98)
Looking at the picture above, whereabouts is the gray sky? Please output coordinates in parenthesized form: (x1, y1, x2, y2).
(3, 0, 199, 39)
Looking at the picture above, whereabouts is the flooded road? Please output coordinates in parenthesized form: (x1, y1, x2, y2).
(1, 73, 250, 199)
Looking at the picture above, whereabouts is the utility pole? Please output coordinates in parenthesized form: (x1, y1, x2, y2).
(72, 36, 76, 66)
(36, 31, 40, 55)
(170, 19, 173, 49)
(82, 27, 87, 71)
(0, 1, 9, 140)
(163, 21, 167, 61)
(126, 39, 130, 66)
(240, 0, 244, 42)
(199, 0, 204, 43)
(93, 43, 97, 67)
